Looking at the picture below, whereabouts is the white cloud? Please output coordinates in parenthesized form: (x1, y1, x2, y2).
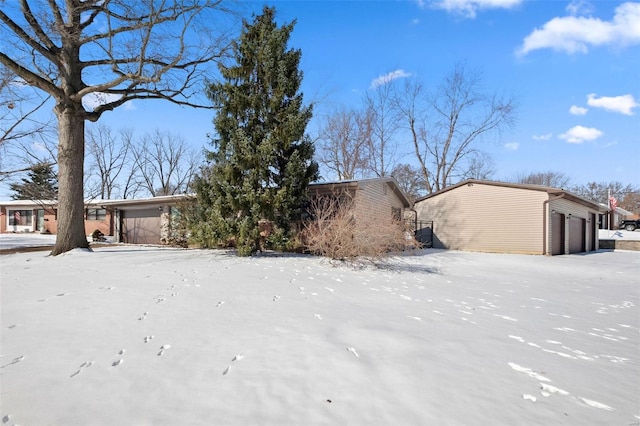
(82, 92, 123, 111)
(430, 0, 522, 18)
(504, 142, 519, 151)
(559, 125, 603, 144)
(569, 105, 588, 115)
(587, 93, 638, 115)
(123, 100, 137, 111)
(566, 0, 594, 16)
(370, 70, 412, 88)
(517, 2, 640, 55)
(532, 133, 553, 141)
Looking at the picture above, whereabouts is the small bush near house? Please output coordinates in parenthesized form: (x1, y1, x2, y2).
(91, 229, 106, 242)
(301, 193, 417, 263)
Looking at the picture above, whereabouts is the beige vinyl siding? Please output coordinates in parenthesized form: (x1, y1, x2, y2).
(415, 183, 547, 254)
(548, 197, 599, 254)
(355, 181, 405, 224)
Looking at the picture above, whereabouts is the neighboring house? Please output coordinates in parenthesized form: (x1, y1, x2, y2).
(0, 195, 189, 245)
(1, 178, 412, 246)
(308, 177, 412, 226)
(0, 200, 113, 236)
(413, 179, 607, 255)
(0, 200, 54, 234)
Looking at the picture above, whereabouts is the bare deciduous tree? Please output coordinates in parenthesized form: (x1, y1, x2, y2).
(0, 66, 51, 146)
(364, 82, 399, 178)
(132, 130, 200, 197)
(390, 163, 426, 201)
(571, 181, 637, 212)
(394, 63, 516, 193)
(317, 108, 371, 180)
(85, 124, 133, 200)
(0, 65, 54, 179)
(514, 171, 571, 188)
(0, 1, 235, 255)
(463, 152, 496, 181)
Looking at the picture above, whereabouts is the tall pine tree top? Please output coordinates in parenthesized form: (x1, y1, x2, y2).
(10, 163, 59, 201)
(194, 6, 318, 255)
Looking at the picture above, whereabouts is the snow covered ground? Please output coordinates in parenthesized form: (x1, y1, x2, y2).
(1, 246, 638, 425)
(0, 228, 637, 251)
(0, 233, 113, 250)
(0, 233, 57, 249)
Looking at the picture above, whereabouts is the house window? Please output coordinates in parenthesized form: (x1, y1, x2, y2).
(9, 210, 33, 226)
(86, 208, 107, 220)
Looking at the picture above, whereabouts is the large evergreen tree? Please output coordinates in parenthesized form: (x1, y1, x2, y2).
(193, 6, 318, 256)
(10, 163, 58, 200)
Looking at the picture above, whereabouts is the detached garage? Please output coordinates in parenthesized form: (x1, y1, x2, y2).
(413, 179, 606, 255)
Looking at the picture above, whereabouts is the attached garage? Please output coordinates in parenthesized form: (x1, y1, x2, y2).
(121, 208, 162, 244)
(100, 194, 191, 245)
(413, 179, 606, 255)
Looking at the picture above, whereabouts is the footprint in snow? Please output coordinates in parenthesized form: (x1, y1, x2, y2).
(157, 344, 171, 357)
(575, 397, 615, 411)
(347, 347, 359, 358)
(222, 354, 243, 376)
(112, 359, 124, 367)
(493, 314, 518, 322)
(144, 336, 154, 343)
(70, 361, 94, 377)
(1, 355, 25, 369)
(540, 383, 569, 396)
(216, 301, 225, 307)
(314, 314, 322, 320)
(273, 295, 280, 302)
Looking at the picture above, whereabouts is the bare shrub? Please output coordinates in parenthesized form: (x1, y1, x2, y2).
(302, 192, 417, 262)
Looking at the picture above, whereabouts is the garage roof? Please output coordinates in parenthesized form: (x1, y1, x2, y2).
(414, 179, 607, 212)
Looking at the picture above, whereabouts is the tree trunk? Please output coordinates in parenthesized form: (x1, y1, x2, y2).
(51, 107, 89, 255)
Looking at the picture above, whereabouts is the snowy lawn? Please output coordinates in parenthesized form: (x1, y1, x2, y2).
(1, 247, 638, 425)
(0, 233, 57, 249)
(0, 233, 118, 251)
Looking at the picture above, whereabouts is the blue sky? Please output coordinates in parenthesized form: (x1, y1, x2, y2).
(3, 0, 638, 200)
(97, 0, 639, 188)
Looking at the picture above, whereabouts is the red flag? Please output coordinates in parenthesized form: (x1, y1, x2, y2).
(609, 196, 618, 211)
